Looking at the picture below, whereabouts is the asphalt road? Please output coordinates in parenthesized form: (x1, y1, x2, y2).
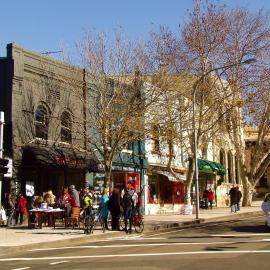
(1, 213, 270, 270)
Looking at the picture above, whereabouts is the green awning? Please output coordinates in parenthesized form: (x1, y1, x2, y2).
(197, 159, 225, 175)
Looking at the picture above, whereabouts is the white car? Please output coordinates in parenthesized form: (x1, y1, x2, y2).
(261, 193, 270, 229)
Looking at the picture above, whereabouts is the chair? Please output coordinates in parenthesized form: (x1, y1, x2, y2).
(65, 207, 81, 229)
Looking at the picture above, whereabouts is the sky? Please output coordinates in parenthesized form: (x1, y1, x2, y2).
(1, 0, 270, 59)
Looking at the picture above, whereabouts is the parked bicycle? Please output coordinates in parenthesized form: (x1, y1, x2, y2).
(82, 205, 105, 234)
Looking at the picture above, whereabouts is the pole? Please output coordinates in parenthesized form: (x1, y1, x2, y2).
(192, 90, 200, 221)
(0, 111, 4, 204)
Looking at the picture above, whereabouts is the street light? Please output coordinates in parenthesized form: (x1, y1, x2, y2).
(192, 58, 256, 221)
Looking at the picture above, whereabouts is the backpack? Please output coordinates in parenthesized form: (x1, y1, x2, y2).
(123, 192, 134, 209)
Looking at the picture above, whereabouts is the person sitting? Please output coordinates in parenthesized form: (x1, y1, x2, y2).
(44, 190, 56, 207)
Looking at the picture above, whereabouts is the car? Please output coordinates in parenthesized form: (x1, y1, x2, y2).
(261, 193, 270, 229)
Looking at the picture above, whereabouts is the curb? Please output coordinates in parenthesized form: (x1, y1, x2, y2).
(0, 210, 264, 257)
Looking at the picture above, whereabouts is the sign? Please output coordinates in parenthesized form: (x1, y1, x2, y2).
(93, 174, 105, 195)
(4, 158, 12, 178)
(26, 181, 35, 197)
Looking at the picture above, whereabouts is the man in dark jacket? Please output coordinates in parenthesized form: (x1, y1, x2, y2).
(123, 187, 134, 233)
(108, 188, 122, 231)
(236, 186, 242, 211)
(229, 186, 237, 213)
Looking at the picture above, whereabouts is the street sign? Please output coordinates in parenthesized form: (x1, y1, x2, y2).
(3, 158, 12, 178)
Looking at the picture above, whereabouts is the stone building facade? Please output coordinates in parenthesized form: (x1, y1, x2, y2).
(0, 43, 99, 199)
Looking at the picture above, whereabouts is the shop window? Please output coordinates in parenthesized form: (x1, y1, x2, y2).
(35, 105, 49, 140)
(148, 178, 158, 203)
(61, 111, 72, 143)
(259, 176, 268, 188)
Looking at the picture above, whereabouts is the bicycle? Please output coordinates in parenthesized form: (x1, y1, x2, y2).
(120, 208, 144, 233)
(82, 205, 105, 234)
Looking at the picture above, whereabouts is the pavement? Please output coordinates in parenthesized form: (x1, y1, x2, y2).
(0, 201, 264, 254)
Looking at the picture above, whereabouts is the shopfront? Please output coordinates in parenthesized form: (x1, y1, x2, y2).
(20, 145, 100, 197)
(146, 167, 185, 214)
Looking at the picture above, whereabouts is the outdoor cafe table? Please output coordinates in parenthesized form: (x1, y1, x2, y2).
(28, 208, 64, 229)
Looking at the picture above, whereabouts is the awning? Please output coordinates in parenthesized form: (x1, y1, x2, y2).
(154, 170, 186, 182)
(22, 145, 101, 172)
(197, 159, 225, 175)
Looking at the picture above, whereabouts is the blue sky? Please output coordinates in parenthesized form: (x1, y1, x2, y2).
(1, 0, 270, 58)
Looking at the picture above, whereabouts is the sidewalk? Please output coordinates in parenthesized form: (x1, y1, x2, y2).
(0, 201, 264, 251)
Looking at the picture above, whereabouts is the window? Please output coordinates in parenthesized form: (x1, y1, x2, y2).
(259, 175, 268, 188)
(61, 111, 72, 143)
(35, 105, 49, 140)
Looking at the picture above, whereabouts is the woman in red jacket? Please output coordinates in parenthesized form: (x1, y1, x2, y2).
(208, 189, 215, 209)
(15, 192, 27, 225)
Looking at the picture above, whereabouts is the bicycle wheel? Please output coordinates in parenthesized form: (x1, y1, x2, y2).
(119, 214, 125, 231)
(84, 216, 94, 234)
(134, 217, 144, 233)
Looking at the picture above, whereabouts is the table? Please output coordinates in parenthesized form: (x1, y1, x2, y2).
(28, 208, 64, 229)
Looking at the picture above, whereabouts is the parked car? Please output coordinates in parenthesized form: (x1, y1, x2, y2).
(261, 193, 270, 229)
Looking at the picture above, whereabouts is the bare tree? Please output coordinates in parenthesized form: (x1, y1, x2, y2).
(75, 29, 161, 188)
(145, 0, 267, 205)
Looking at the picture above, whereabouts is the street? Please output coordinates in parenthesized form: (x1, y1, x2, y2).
(0, 213, 270, 270)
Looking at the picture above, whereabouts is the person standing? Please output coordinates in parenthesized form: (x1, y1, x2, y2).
(100, 188, 109, 230)
(123, 187, 134, 233)
(108, 188, 122, 231)
(3, 193, 14, 226)
(229, 186, 237, 213)
(236, 186, 242, 211)
(202, 189, 209, 209)
(15, 192, 27, 225)
(208, 189, 215, 209)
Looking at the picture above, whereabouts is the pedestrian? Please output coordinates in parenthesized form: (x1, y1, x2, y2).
(15, 192, 27, 225)
(207, 189, 215, 209)
(229, 186, 237, 213)
(57, 187, 71, 217)
(108, 188, 122, 231)
(100, 188, 109, 230)
(3, 193, 15, 226)
(69, 185, 80, 208)
(236, 186, 242, 211)
(123, 187, 134, 233)
(202, 189, 209, 209)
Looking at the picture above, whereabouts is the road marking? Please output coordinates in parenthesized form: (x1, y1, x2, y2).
(11, 267, 30, 270)
(2, 250, 270, 261)
(210, 233, 270, 237)
(28, 239, 270, 251)
(49, 261, 68, 265)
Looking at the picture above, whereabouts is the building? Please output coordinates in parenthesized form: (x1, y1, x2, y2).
(0, 43, 100, 199)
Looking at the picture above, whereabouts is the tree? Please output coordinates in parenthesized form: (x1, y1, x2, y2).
(145, 0, 266, 205)
(75, 29, 161, 189)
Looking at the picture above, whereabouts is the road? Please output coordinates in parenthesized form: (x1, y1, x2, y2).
(1, 213, 270, 270)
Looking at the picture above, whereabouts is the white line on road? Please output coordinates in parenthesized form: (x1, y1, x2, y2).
(26, 239, 270, 251)
(49, 261, 68, 265)
(11, 267, 30, 270)
(2, 250, 270, 262)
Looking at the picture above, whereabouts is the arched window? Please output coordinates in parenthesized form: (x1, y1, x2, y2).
(35, 105, 49, 140)
(227, 151, 233, 183)
(61, 111, 72, 143)
(235, 156, 239, 184)
(219, 149, 226, 182)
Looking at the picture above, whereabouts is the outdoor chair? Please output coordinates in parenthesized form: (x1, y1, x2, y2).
(65, 207, 81, 229)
